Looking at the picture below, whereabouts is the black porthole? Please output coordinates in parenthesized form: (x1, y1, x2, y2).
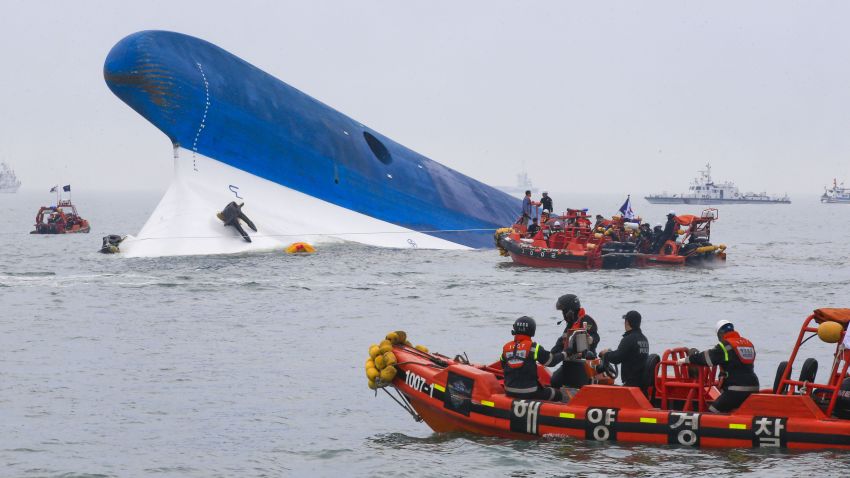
(364, 132, 392, 165)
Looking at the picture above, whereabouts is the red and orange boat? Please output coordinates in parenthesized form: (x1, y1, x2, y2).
(495, 209, 725, 269)
(31, 199, 91, 234)
(366, 308, 850, 449)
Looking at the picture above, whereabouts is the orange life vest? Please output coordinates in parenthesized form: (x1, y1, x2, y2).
(720, 331, 756, 365)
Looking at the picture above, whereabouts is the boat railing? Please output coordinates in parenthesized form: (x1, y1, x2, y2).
(656, 347, 719, 413)
(776, 313, 850, 417)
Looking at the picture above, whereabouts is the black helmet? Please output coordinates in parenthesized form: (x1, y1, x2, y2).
(556, 294, 581, 314)
(512, 316, 536, 337)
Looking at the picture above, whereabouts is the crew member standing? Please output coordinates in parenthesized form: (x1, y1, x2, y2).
(550, 294, 600, 388)
(653, 211, 678, 253)
(539, 191, 553, 214)
(501, 316, 567, 401)
(520, 190, 539, 226)
(678, 320, 759, 413)
(599, 311, 649, 387)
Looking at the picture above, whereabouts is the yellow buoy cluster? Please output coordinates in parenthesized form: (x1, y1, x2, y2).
(494, 228, 512, 257)
(364, 331, 429, 390)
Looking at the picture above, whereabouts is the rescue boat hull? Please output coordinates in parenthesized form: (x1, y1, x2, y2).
(386, 346, 850, 450)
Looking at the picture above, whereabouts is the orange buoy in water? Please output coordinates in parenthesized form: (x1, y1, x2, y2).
(286, 242, 316, 254)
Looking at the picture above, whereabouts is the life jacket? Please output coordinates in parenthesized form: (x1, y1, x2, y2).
(719, 331, 756, 365)
(561, 308, 589, 351)
(501, 334, 540, 394)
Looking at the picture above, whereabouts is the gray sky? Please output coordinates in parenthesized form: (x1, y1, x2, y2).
(2, 1, 849, 195)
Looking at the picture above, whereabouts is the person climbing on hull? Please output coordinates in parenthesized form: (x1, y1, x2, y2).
(550, 294, 600, 388)
(678, 319, 759, 413)
(501, 316, 568, 402)
(218, 201, 257, 242)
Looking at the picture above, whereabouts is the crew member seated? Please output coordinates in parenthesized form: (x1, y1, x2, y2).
(526, 217, 540, 238)
(500, 316, 567, 402)
(636, 223, 653, 253)
(678, 320, 758, 413)
(550, 294, 600, 388)
(218, 201, 257, 243)
(593, 214, 611, 231)
(599, 311, 649, 387)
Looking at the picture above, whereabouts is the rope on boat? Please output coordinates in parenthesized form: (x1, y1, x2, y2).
(381, 386, 422, 422)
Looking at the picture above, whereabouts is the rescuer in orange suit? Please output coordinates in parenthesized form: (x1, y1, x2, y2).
(678, 320, 760, 413)
(501, 317, 568, 402)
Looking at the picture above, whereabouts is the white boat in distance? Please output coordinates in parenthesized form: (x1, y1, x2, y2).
(645, 163, 790, 205)
(498, 170, 538, 199)
(0, 162, 20, 193)
(822, 178, 850, 204)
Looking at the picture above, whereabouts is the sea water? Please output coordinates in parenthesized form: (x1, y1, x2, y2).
(1, 191, 849, 477)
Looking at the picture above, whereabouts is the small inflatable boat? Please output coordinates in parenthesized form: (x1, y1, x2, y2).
(366, 309, 850, 449)
(31, 199, 90, 234)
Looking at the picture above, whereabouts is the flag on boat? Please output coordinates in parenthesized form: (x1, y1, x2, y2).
(63, 185, 71, 192)
(49, 185, 58, 193)
(619, 195, 634, 220)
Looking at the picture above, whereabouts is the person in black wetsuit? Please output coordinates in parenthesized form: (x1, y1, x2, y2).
(549, 294, 600, 388)
(599, 311, 649, 387)
(500, 316, 567, 401)
(219, 201, 257, 242)
(652, 211, 678, 253)
(539, 192, 553, 214)
(678, 320, 759, 413)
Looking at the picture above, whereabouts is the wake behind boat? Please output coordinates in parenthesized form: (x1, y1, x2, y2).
(646, 164, 790, 205)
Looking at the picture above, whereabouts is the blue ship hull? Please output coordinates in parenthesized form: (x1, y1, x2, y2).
(103, 31, 520, 252)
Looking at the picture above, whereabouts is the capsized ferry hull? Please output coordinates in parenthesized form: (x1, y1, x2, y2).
(104, 31, 520, 256)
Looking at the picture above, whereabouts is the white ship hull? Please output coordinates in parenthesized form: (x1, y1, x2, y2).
(119, 148, 472, 258)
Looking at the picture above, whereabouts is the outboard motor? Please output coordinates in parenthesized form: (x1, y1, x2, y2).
(99, 234, 124, 254)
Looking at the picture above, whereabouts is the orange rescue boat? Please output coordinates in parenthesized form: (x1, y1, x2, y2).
(367, 308, 850, 450)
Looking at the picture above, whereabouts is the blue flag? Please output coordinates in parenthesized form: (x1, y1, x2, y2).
(619, 195, 634, 220)
(63, 185, 71, 192)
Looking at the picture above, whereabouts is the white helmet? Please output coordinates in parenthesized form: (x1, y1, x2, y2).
(668, 210, 676, 215)
(716, 319, 734, 334)
(553, 221, 561, 227)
